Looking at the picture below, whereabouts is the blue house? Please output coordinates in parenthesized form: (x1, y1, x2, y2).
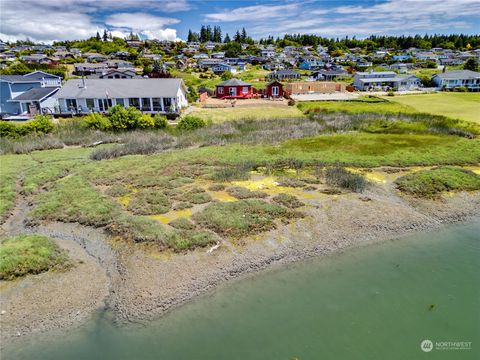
(212, 63, 237, 75)
(299, 58, 325, 70)
(392, 54, 412, 61)
(0, 71, 61, 117)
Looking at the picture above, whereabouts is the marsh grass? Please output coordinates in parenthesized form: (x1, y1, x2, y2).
(226, 186, 268, 199)
(395, 167, 480, 198)
(272, 193, 305, 208)
(325, 167, 367, 193)
(127, 189, 171, 215)
(192, 200, 295, 238)
(0, 234, 71, 280)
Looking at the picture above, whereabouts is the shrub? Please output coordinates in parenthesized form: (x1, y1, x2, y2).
(169, 217, 195, 230)
(83, 113, 111, 130)
(0, 122, 18, 138)
(27, 115, 54, 134)
(108, 105, 129, 130)
(136, 114, 155, 128)
(211, 162, 254, 182)
(226, 186, 268, 199)
(208, 184, 226, 191)
(272, 193, 304, 208)
(395, 167, 480, 198)
(177, 115, 206, 131)
(153, 114, 168, 129)
(325, 166, 367, 193)
(288, 98, 296, 106)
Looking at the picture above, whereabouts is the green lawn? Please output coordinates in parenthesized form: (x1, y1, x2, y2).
(384, 93, 480, 123)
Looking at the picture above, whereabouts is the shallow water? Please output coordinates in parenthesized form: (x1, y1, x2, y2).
(5, 223, 480, 360)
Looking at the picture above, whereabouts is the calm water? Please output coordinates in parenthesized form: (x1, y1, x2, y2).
(4, 223, 480, 360)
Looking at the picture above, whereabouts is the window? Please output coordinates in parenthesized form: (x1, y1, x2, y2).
(271, 86, 279, 96)
(129, 98, 140, 109)
(217, 87, 223, 94)
(115, 98, 125, 107)
(98, 98, 112, 112)
(229, 87, 237, 96)
(152, 98, 161, 111)
(242, 86, 249, 94)
(163, 98, 172, 111)
(66, 99, 77, 111)
(86, 98, 95, 110)
(142, 98, 151, 111)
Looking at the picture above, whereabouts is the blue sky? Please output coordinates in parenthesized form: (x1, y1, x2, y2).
(1, 0, 479, 43)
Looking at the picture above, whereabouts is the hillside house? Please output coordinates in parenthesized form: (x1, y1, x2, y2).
(212, 63, 237, 75)
(54, 78, 188, 114)
(299, 58, 324, 70)
(432, 70, 480, 91)
(215, 79, 253, 99)
(311, 69, 348, 81)
(353, 71, 421, 91)
(0, 71, 62, 116)
(267, 69, 301, 80)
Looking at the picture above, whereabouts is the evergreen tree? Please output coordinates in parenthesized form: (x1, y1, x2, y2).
(200, 25, 207, 42)
(96, 31, 101, 41)
(213, 26, 222, 43)
(241, 27, 247, 41)
(464, 58, 479, 72)
(234, 30, 241, 42)
(224, 33, 231, 43)
(103, 29, 108, 42)
(206, 25, 213, 41)
(188, 29, 194, 42)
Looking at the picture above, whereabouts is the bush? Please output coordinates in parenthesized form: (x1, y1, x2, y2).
(177, 115, 206, 131)
(272, 193, 304, 208)
(288, 98, 296, 106)
(108, 105, 129, 130)
(136, 114, 155, 128)
(83, 113, 111, 130)
(153, 114, 168, 129)
(325, 166, 367, 193)
(0, 122, 18, 138)
(0, 115, 54, 139)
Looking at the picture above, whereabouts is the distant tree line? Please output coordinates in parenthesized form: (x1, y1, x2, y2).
(187, 25, 253, 44)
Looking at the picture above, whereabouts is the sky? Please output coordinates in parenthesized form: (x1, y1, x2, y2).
(0, 0, 479, 43)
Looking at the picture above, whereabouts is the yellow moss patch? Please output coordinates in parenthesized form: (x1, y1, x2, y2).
(149, 209, 192, 224)
(465, 166, 480, 175)
(209, 190, 237, 202)
(117, 194, 132, 207)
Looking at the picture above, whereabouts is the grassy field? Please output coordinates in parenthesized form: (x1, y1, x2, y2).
(297, 98, 418, 115)
(383, 93, 480, 123)
(191, 105, 305, 123)
(0, 235, 71, 280)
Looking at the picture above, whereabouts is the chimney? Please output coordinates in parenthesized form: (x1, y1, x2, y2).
(79, 74, 87, 88)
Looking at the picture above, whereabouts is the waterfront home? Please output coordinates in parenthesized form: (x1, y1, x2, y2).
(432, 70, 480, 91)
(267, 69, 301, 80)
(353, 71, 421, 91)
(54, 78, 188, 114)
(215, 79, 253, 99)
(0, 71, 62, 116)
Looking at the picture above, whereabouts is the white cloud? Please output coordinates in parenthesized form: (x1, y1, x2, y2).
(105, 13, 180, 41)
(0, 0, 187, 43)
(205, 3, 299, 22)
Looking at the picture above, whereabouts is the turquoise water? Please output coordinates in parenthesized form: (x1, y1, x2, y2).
(5, 223, 480, 360)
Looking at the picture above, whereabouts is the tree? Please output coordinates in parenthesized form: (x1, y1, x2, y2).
(200, 25, 207, 42)
(213, 26, 222, 43)
(103, 29, 108, 42)
(188, 29, 194, 42)
(241, 27, 247, 41)
(224, 33, 231, 43)
(464, 58, 479, 72)
(221, 71, 233, 80)
(234, 30, 241, 43)
(96, 31, 101, 41)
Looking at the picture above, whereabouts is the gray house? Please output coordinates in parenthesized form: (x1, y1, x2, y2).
(267, 69, 301, 80)
(53, 78, 188, 114)
(432, 70, 480, 91)
(353, 71, 421, 91)
(0, 71, 62, 116)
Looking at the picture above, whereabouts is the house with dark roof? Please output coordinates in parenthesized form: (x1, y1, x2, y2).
(215, 79, 254, 99)
(53, 78, 188, 114)
(267, 69, 301, 80)
(0, 71, 62, 116)
(311, 69, 348, 81)
(432, 70, 480, 91)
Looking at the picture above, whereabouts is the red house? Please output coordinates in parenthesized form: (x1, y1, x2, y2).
(264, 81, 284, 98)
(215, 79, 253, 99)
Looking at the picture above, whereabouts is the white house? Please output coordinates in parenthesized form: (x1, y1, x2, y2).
(54, 78, 188, 114)
(432, 70, 480, 91)
(353, 71, 421, 91)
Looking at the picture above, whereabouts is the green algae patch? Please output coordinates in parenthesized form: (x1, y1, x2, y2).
(149, 209, 193, 225)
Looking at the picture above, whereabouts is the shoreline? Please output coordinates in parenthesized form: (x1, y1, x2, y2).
(1, 187, 479, 347)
